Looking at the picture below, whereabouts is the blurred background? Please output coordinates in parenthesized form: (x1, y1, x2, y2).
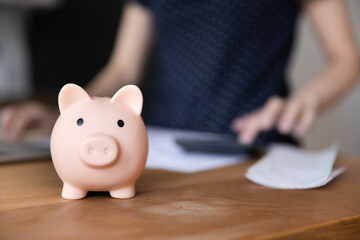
(0, 0, 359, 153)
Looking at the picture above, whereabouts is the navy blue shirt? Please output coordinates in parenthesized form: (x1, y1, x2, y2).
(137, 0, 300, 144)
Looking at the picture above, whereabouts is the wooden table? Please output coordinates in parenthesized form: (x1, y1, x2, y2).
(1, 156, 360, 239)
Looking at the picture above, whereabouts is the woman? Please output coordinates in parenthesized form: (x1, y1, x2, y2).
(1, 0, 359, 145)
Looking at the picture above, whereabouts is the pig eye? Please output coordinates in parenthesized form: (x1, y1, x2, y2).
(77, 118, 84, 126)
(117, 119, 124, 127)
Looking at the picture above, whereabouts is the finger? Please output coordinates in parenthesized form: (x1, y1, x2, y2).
(0, 107, 19, 136)
(9, 118, 28, 140)
(258, 97, 284, 130)
(294, 109, 315, 136)
(6, 107, 43, 140)
(231, 111, 258, 133)
(22, 102, 58, 128)
(239, 116, 261, 144)
(230, 117, 247, 133)
(240, 99, 283, 144)
(277, 100, 302, 134)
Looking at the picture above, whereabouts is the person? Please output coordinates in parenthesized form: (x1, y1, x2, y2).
(0, 0, 359, 145)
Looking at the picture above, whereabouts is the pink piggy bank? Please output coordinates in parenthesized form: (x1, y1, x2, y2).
(50, 83, 148, 200)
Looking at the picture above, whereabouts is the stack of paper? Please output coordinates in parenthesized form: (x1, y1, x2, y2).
(246, 144, 346, 189)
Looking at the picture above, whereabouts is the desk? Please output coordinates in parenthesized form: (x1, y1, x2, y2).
(1, 156, 360, 239)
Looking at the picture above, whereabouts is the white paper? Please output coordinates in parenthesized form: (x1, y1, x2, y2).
(145, 126, 247, 173)
(245, 144, 345, 189)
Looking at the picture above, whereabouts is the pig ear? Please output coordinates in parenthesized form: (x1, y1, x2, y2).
(110, 85, 143, 115)
(58, 84, 90, 114)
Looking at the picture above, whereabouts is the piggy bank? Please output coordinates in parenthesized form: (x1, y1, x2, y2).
(50, 84, 148, 200)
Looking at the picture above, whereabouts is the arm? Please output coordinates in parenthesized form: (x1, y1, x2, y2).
(0, 2, 153, 140)
(298, 0, 359, 109)
(86, 2, 153, 96)
(232, 0, 359, 144)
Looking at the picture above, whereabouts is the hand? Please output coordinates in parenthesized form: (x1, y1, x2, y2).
(231, 92, 322, 144)
(0, 101, 58, 141)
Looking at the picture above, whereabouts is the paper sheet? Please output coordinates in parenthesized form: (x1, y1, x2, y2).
(145, 126, 248, 173)
(245, 144, 345, 189)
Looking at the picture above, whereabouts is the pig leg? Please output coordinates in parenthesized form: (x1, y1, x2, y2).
(62, 182, 87, 200)
(109, 185, 135, 199)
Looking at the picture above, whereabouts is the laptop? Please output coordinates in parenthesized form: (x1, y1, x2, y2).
(0, 134, 50, 163)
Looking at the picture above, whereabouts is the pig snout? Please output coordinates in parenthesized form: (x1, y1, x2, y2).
(80, 134, 119, 167)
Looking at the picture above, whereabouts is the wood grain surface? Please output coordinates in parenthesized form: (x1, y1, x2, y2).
(0, 155, 359, 240)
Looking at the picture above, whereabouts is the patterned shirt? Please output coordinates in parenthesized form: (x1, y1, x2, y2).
(137, 0, 300, 144)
